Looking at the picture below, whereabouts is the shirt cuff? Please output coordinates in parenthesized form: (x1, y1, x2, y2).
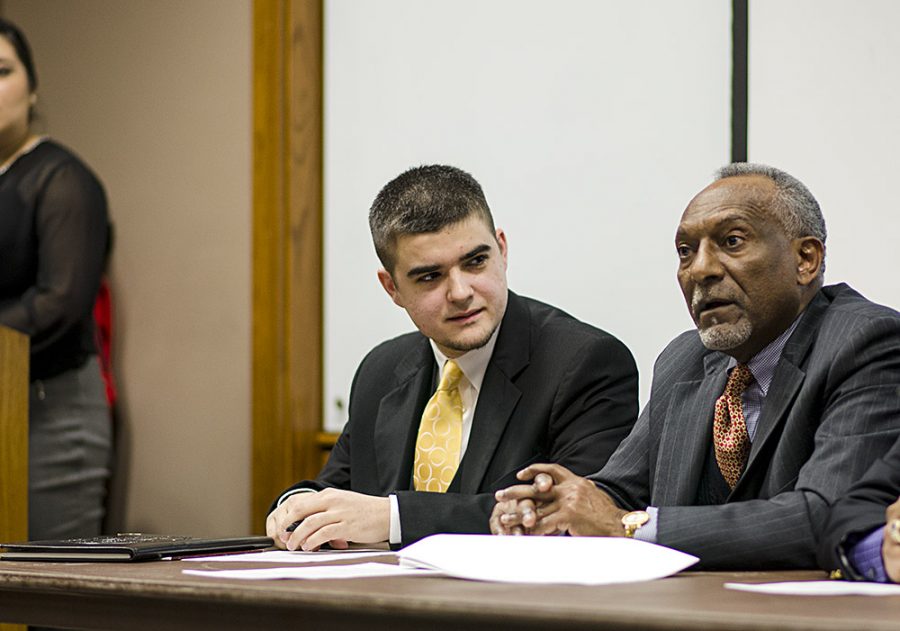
(633, 506, 658, 544)
(276, 487, 317, 507)
(848, 526, 889, 582)
(389, 494, 401, 545)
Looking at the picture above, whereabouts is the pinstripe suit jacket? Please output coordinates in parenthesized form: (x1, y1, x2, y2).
(817, 434, 900, 577)
(591, 283, 900, 569)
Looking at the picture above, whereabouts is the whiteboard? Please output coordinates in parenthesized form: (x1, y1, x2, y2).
(748, 0, 900, 312)
(324, 0, 732, 431)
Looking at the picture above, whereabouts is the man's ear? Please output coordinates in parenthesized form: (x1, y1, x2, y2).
(795, 237, 824, 287)
(377, 268, 403, 307)
(495, 228, 508, 269)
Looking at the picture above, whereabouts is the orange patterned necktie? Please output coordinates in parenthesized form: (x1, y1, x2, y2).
(413, 360, 463, 493)
(713, 364, 754, 489)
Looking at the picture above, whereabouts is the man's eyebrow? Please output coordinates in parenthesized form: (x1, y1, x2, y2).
(460, 244, 491, 261)
(406, 263, 440, 278)
(677, 212, 754, 238)
(405, 244, 491, 278)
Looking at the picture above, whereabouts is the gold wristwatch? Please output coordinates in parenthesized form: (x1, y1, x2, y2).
(622, 510, 650, 538)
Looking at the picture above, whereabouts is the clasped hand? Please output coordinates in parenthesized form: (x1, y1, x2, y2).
(489, 463, 628, 537)
(266, 488, 390, 551)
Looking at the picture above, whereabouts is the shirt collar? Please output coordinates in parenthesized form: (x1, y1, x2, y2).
(429, 324, 501, 394)
(727, 316, 802, 395)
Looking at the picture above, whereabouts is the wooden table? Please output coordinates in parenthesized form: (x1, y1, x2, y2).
(1, 556, 898, 631)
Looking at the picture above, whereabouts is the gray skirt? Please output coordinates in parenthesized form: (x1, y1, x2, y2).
(28, 356, 112, 540)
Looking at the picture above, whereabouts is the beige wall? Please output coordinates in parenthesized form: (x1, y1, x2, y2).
(3, 0, 253, 535)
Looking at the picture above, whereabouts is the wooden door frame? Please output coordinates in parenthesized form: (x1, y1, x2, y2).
(251, 0, 323, 533)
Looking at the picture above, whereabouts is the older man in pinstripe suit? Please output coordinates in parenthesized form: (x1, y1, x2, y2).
(491, 163, 900, 570)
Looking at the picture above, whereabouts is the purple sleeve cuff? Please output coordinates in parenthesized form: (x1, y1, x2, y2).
(633, 506, 658, 543)
(849, 526, 889, 583)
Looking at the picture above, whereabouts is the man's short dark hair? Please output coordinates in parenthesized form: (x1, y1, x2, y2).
(369, 165, 496, 272)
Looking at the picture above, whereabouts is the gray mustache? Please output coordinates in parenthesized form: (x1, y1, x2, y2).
(691, 287, 740, 314)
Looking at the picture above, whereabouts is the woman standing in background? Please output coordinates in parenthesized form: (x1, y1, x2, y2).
(0, 18, 111, 539)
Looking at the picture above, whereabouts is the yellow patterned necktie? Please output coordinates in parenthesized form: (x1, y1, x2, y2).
(713, 363, 754, 489)
(413, 360, 464, 492)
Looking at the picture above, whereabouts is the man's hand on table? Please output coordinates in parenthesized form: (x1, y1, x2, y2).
(883, 496, 900, 583)
(266, 489, 390, 551)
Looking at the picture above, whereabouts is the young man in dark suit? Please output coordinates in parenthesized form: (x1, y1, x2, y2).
(267, 165, 638, 549)
(491, 163, 900, 570)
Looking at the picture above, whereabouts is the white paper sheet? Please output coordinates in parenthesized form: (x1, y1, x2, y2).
(183, 562, 440, 581)
(725, 581, 900, 596)
(398, 534, 698, 585)
(180, 549, 393, 563)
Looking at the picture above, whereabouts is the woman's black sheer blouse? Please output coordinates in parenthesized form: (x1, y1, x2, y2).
(0, 140, 109, 380)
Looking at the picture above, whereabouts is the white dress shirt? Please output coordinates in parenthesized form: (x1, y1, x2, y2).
(389, 326, 500, 543)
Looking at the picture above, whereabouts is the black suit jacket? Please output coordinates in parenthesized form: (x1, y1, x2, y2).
(591, 284, 900, 569)
(818, 434, 900, 579)
(275, 291, 638, 545)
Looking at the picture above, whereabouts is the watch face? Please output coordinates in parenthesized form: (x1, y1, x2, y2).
(623, 511, 650, 527)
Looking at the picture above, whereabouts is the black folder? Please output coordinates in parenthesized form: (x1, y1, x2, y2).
(0, 533, 273, 562)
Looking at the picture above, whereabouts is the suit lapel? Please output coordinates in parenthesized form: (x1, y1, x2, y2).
(373, 340, 434, 493)
(738, 292, 828, 487)
(458, 292, 528, 493)
(654, 352, 729, 505)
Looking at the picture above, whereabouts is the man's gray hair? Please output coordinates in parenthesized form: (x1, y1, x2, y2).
(715, 163, 827, 246)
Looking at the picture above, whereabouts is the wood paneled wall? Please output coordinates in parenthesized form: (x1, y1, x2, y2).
(0, 325, 28, 631)
(251, 0, 324, 533)
(0, 325, 28, 543)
